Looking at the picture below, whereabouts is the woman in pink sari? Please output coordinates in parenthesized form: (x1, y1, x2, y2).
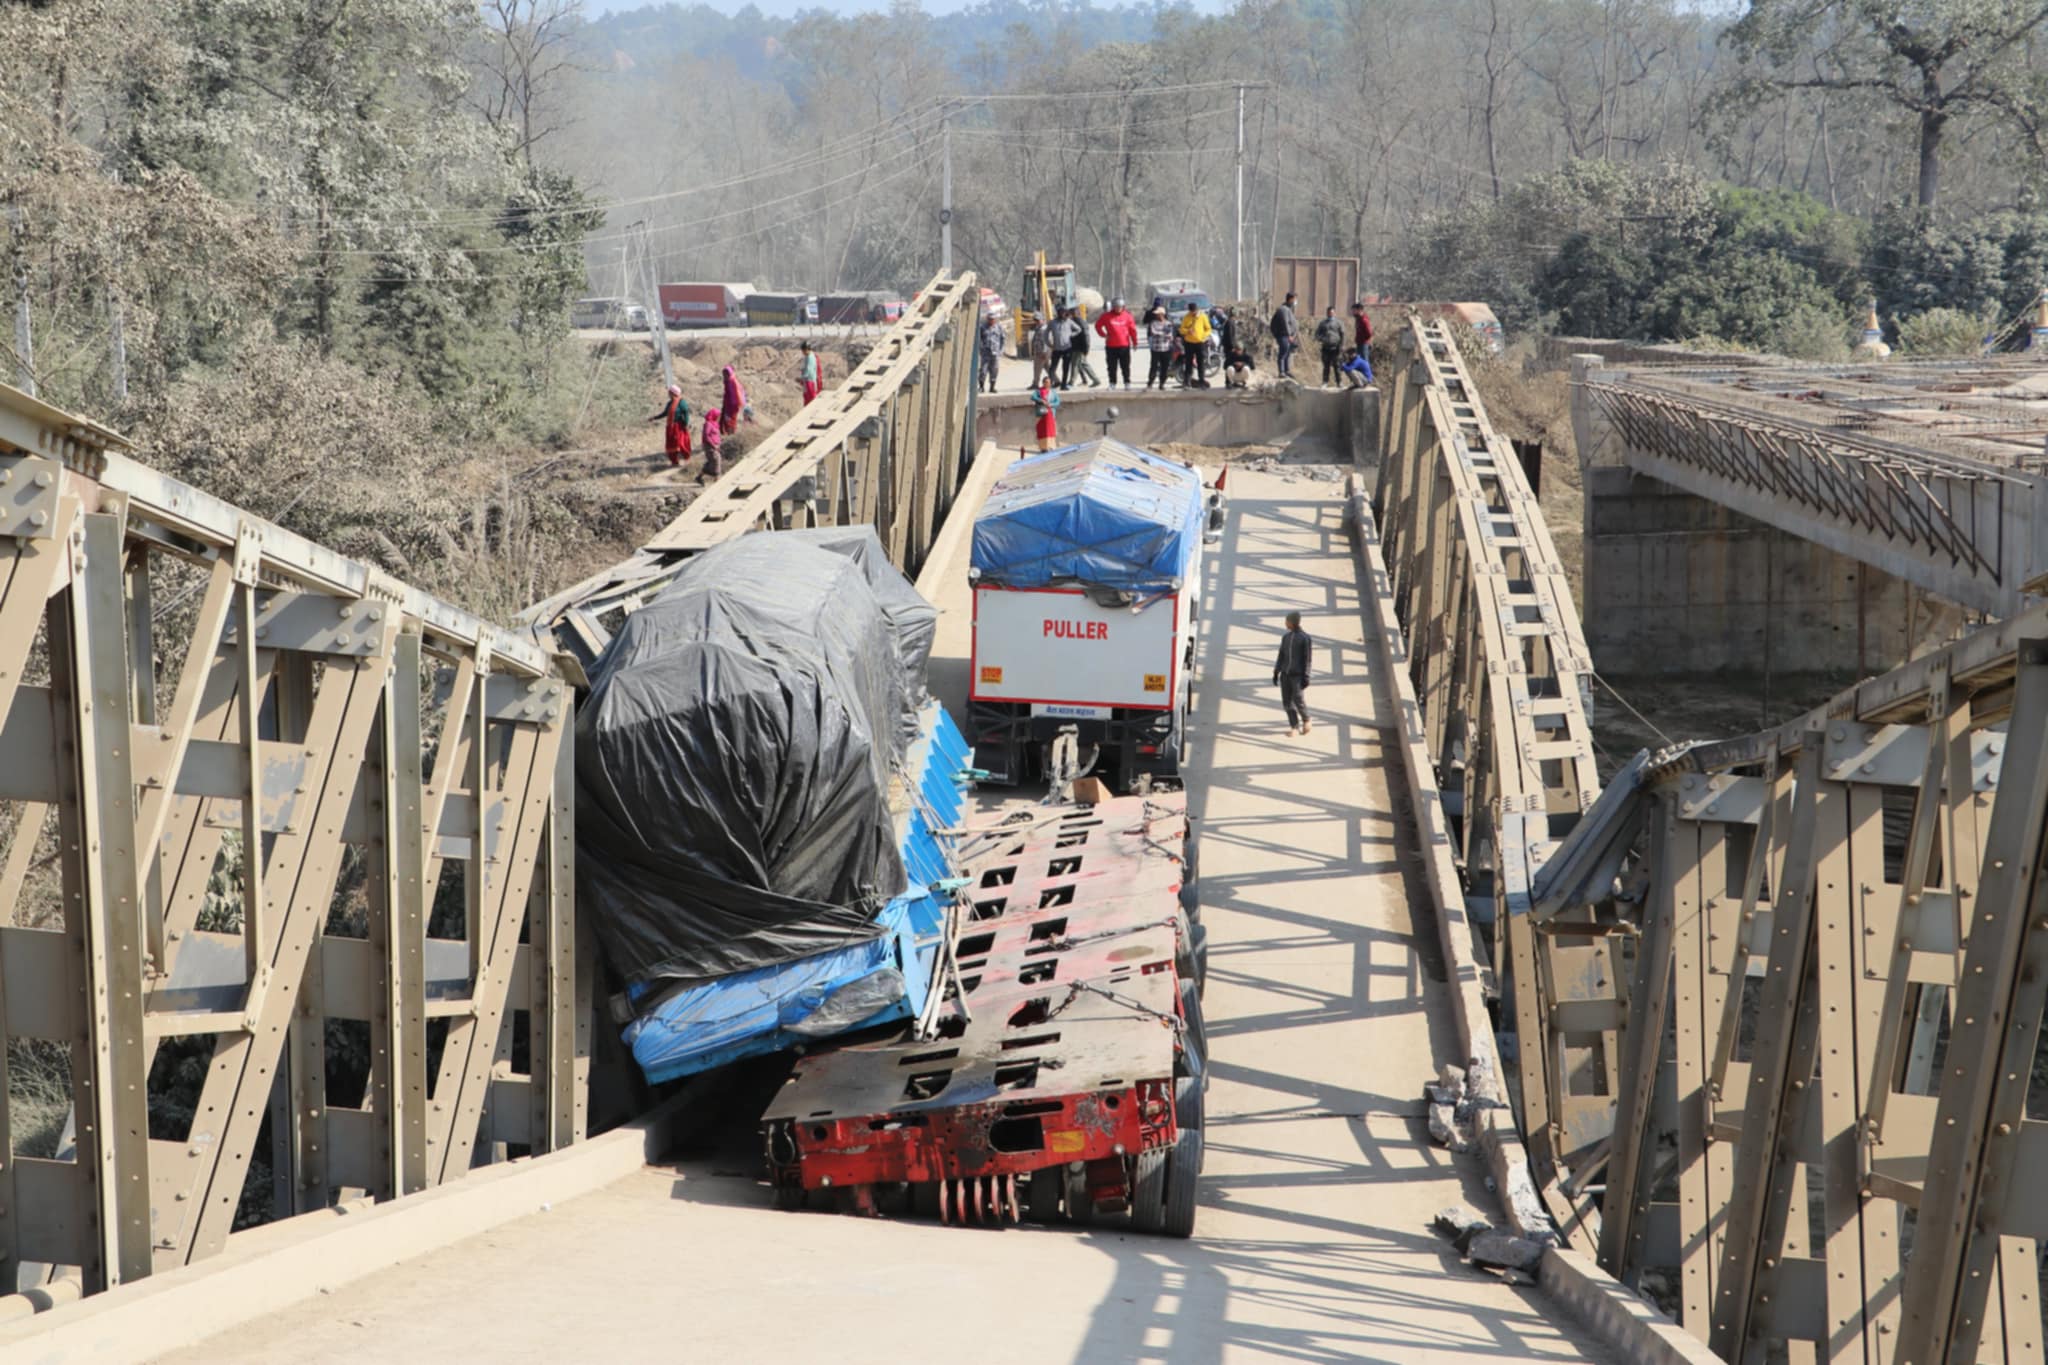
(720, 365, 748, 435)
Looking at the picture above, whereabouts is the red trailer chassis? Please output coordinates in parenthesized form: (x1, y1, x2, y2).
(761, 793, 1203, 1234)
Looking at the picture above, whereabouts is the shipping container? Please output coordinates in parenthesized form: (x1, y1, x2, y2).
(656, 281, 754, 328)
(1269, 257, 1361, 319)
(816, 291, 897, 325)
(744, 290, 818, 326)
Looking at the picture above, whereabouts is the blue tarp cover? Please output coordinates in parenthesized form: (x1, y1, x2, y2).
(623, 703, 971, 1085)
(972, 438, 1205, 591)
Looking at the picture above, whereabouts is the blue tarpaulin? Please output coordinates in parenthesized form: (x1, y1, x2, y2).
(972, 438, 1205, 592)
(623, 702, 971, 1085)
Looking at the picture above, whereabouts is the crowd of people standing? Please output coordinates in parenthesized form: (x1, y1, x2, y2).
(650, 285, 1384, 476)
(983, 290, 1381, 396)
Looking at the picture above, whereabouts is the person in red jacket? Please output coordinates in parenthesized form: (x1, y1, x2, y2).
(1094, 297, 1139, 389)
(1352, 301, 1374, 352)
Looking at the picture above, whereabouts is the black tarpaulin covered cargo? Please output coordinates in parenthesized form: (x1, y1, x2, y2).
(576, 528, 938, 987)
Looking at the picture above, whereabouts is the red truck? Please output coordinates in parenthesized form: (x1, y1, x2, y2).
(656, 281, 754, 328)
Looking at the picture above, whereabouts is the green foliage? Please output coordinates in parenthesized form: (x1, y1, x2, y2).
(1402, 162, 1866, 351)
(1767, 304, 1855, 362)
(1896, 307, 1994, 357)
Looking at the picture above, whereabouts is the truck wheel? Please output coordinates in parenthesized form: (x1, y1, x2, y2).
(1179, 978, 1207, 1059)
(1026, 1170, 1062, 1223)
(1130, 1148, 1170, 1233)
(1064, 1164, 1095, 1225)
(1160, 1128, 1202, 1238)
(1190, 920, 1209, 992)
(774, 1182, 805, 1212)
(1175, 1067, 1205, 1136)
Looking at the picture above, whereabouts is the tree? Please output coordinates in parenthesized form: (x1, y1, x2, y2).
(1726, 0, 2048, 209)
(474, 0, 586, 183)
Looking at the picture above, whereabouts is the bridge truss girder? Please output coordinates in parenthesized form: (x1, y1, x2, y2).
(522, 271, 982, 663)
(1373, 319, 1615, 1247)
(1604, 621, 2048, 1364)
(0, 387, 583, 1297)
(1379, 319, 2048, 1361)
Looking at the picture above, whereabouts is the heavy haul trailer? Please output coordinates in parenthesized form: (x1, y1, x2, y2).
(968, 439, 1209, 791)
(762, 793, 1206, 1235)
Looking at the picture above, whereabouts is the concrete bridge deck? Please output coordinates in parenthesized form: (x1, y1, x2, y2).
(155, 471, 1613, 1365)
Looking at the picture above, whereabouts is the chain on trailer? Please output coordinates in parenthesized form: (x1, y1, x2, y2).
(758, 792, 1206, 1237)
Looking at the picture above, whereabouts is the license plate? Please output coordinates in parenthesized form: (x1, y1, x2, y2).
(1031, 703, 1110, 720)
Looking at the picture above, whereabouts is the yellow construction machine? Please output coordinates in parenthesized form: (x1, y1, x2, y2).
(1013, 253, 1080, 358)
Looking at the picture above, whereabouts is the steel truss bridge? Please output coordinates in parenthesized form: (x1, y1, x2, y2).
(0, 272, 981, 1311)
(4, 273, 2044, 1363)
(1371, 320, 2048, 1362)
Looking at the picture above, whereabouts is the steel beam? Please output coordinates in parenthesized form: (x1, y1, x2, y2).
(0, 379, 581, 1301)
(521, 272, 982, 659)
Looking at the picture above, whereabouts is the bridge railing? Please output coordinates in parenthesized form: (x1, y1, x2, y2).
(0, 383, 580, 1297)
(1371, 318, 1618, 1245)
(1594, 613, 2048, 1363)
(1380, 321, 2048, 1358)
(522, 271, 982, 663)
(0, 267, 989, 1315)
(1581, 365, 2039, 615)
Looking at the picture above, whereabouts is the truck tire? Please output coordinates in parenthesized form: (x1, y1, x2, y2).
(1160, 1127, 1202, 1238)
(1130, 1147, 1170, 1233)
(1179, 978, 1207, 1060)
(1064, 1164, 1095, 1225)
(1026, 1170, 1062, 1223)
(1175, 1068, 1204, 1135)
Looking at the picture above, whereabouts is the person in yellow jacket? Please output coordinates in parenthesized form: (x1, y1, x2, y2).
(1176, 304, 1213, 388)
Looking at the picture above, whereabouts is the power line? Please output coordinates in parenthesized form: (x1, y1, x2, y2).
(329, 134, 940, 261)
(216, 83, 1257, 236)
(345, 145, 941, 285)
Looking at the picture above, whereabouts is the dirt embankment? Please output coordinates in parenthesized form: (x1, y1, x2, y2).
(1462, 352, 1584, 600)
(442, 335, 869, 601)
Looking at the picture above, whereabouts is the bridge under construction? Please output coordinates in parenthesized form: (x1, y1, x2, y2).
(5, 272, 2048, 1364)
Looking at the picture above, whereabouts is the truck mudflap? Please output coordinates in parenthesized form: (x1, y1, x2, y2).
(760, 793, 1203, 1235)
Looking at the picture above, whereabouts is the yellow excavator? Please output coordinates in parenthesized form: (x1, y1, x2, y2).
(1013, 252, 1079, 358)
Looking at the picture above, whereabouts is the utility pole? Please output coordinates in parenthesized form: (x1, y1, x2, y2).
(630, 220, 673, 389)
(940, 110, 954, 277)
(7, 204, 32, 398)
(108, 171, 127, 402)
(1234, 84, 1245, 303)
(108, 286, 127, 402)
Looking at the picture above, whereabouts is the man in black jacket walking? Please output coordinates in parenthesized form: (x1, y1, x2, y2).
(1273, 611, 1313, 734)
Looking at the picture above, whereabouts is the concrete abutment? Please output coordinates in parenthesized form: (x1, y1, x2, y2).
(1570, 353, 1940, 679)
